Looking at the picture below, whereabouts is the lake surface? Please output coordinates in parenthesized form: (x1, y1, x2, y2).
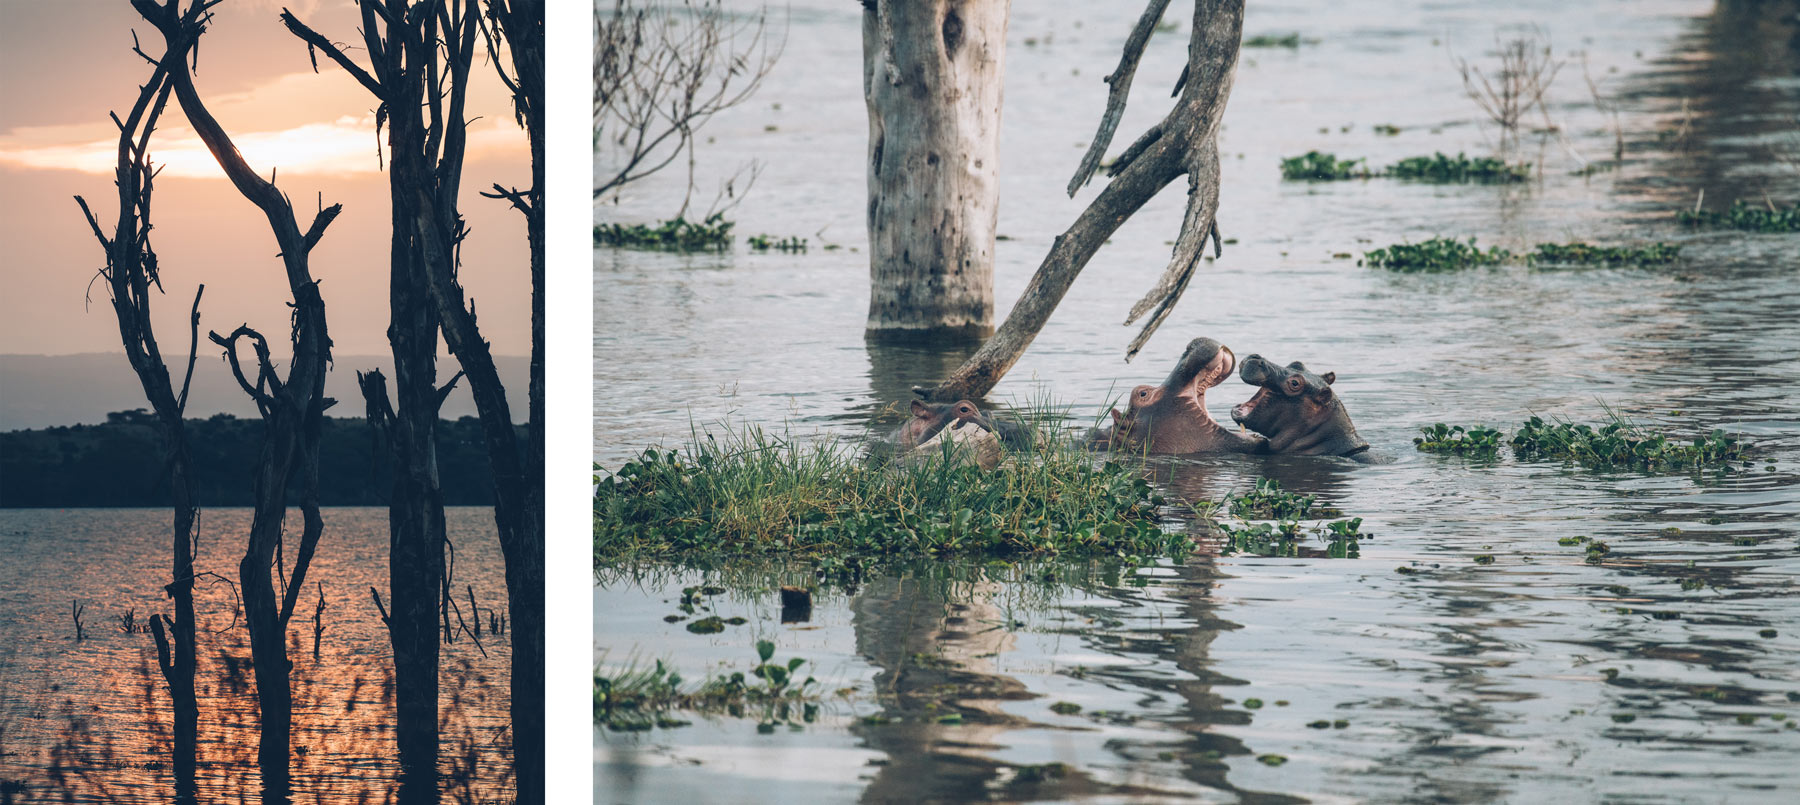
(595, 0, 1800, 802)
(0, 507, 513, 803)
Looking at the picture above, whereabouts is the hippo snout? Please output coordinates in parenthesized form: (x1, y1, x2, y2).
(1239, 354, 1275, 385)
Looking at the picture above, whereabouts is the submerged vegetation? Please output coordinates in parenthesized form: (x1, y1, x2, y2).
(1677, 199, 1800, 232)
(1211, 478, 1363, 559)
(594, 421, 1180, 563)
(1418, 412, 1747, 471)
(1362, 237, 1682, 271)
(1281, 151, 1528, 183)
(594, 214, 735, 251)
(1243, 32, 1302, 48)
(595, 640, 822, 732)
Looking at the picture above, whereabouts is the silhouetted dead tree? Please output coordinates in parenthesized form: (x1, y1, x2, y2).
(477, 1, 545, 800)
(71, 47, 204, 799)
(130, 0, 340, 792)
(280, 1, 543, 796)
(593, 0, 781, 205)
(920, 0, 1244, 401)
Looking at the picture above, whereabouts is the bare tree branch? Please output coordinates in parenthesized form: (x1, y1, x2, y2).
(1068, 0, 1173, 195)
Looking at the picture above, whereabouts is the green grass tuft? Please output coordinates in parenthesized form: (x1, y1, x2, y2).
(595, 420, 1182, 563)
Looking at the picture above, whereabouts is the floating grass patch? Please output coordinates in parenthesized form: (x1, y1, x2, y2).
(595, 421, 1180, 563)
(595, 641, 823, 732)
(1385, 152, 1530, 183)
(1280, 151, 1370, 180)
(1212, 479, 1362, 558)
(1677, 199, 1800, 233)
(1529, 242, 1681, 266)
(1419, 410, 1746, 471)
(1281, 151, 1527, 183)
(1366, 238, 1682, 272)
(594, 213, 735, 251)
(1511, 413, 1745, 471)
(1243, 32, 1302, 48)
(1361, 237, 1513, 271)
(1414, 423, 1504, 454)
(747, 234, 807, 252)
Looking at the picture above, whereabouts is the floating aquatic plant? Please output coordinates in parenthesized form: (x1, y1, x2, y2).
(594, 213, 735, 251)
(1385, 152, 1530, 183)
(1677, 199, 1800, 233)
(1414, 423, 1505, 454)
(1280, 151, 1370, 180)
(1243, 32, 1302, 48)
(1528, 241, 1681, 266)
(1361, 237, 1513, 271)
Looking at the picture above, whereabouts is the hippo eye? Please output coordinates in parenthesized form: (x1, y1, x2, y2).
(957, 404, 973, 415)
(1284, 376, 1304, 394)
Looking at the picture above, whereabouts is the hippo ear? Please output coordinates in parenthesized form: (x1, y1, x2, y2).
(910, 399, 932, 418)
(1322, 371, 1336, 385)
(1110, 407, 1124, 425)
(1288, 361, 1307, 371)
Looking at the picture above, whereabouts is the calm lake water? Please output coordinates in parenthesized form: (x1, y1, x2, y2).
(596, 0, 1800, 802)
(0, 507, 513, 803)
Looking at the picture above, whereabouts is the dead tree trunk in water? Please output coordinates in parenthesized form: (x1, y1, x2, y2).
(134, 0, 340, 792)
(72, 56, 203, 801)
(921, 0, 1243, 401)
(478, 3, 546, 800)
(278, 0, 473, 786)
(861, 0, 1010, 342)
(281, 2, 545, 797)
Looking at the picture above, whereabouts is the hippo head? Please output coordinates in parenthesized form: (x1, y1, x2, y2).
(1091, 337, 1258, 454)
(1231, 355, 1368, 456)
(891, 399, 990, 452)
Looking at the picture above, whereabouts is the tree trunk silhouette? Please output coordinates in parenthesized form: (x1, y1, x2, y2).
(132, 1, 341, 794)
(478, 2, 546, 800)
(860, 0, 1010, 342)
(281, 2, 545, 798)
(72, 55, 202, 803)
(920, 0, 1244, 401)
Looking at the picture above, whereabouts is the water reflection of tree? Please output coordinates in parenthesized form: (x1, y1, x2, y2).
(844, 558, 1294, 801)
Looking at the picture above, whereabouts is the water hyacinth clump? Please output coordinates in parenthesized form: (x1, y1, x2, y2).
(1510, 414, 1746, 471)
(1414, 423, 1505, 454)
(1361, 237, 1513, 271)
(594, 423, 1181, 562)
(1417, 413, 1748, 471)
(595, 640, 822, 733)
(1677, 199, 1800, 232)
(1529, 241, 1681, 266)
(1243, 32, 1302, 48)
(1280, 151, 1370, 180)
(1385, 152, 1530, 183)
(594, 213, 735, 251)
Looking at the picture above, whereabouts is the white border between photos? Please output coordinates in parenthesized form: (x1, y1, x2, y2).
(545, 0, 595, 797)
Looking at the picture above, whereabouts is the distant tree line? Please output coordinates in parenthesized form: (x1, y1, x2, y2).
(0, 410, 520, 508)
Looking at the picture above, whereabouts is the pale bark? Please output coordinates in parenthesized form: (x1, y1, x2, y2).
(921, 0, 1243, 401)
(862, 0, 1010, 341)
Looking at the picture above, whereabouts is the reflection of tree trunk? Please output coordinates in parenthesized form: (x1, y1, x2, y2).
(861, 0, 1011, 342)
(73, 56, 202, 800)
(866, 340, 980, 410)
(850, 573, 1028, 801)
(133, 2, 340, 794)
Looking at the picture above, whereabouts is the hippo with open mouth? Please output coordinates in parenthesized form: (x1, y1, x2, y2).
(1089, 337, 1265, 455)
(1231, 354, 1374, 460)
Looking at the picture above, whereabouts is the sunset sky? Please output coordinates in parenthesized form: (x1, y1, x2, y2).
(0, 0, 532, 368)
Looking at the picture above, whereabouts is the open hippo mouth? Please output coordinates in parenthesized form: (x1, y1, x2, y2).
(1175, 341, 1237, 401)
(1230, 354, 1276, 424)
